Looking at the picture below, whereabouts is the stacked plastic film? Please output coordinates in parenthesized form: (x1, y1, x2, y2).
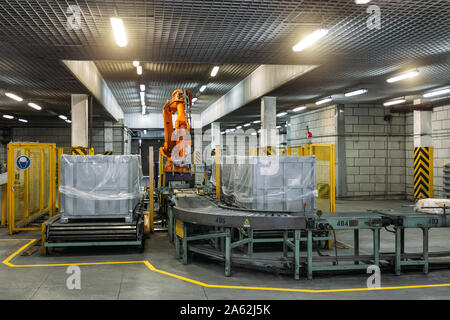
(212, 155, 317, 212)
(59, 155, 144, 222)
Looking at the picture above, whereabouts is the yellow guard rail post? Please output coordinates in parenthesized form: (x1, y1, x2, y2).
(7, 143, 56, 234)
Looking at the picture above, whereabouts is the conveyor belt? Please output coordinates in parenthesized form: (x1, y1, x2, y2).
(172, 192, 313, 230)
(43, 214, 144, 249)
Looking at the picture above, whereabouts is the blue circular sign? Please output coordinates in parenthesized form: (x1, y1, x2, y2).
(16, 156, 31, 170)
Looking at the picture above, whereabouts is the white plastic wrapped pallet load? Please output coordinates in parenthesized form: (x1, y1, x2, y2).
(218, 155, 317, 212)
(59, 155, 144, 223)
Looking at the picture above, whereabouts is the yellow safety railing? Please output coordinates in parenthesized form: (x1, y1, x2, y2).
(7, 143, 56, 234)
(56, 147, 94, 210)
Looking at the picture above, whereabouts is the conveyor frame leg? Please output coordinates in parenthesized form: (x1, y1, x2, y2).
(248, 228, 253, 256)
(175, 235, 181, 259)
(182, 222, 188, 265)
(283, 231, 288, 258)
(354, 229, 359, 265)
(373, 228, 380, 267)
(395, 227, 402, 275)
(307, 229, 313, 280)
(225, 228, 231, 277)
(294, 230, 300, 280)
(168, 207, 173, 243)
(423, 227, 429, 274)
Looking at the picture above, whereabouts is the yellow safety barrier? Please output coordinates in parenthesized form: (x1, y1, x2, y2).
(414, 147, 433, 199)
(56, 147, 94, 210)
(7, 143, 56, 234)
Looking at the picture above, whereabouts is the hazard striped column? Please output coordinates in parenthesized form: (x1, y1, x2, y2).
(414, 147, 433, 199)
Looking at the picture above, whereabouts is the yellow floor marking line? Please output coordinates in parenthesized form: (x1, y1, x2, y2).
(3, 238, 450, 294)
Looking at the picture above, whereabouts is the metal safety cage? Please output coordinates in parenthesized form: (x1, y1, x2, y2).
(7, 143, 56, 234)
(56, 147, 94, 210)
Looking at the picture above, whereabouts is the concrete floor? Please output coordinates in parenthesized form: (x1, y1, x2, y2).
(1, 199, 450, 300)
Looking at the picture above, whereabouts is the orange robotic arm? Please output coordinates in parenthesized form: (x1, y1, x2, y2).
(160, 89, 193, 171)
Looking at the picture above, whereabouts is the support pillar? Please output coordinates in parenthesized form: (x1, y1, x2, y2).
(413, 100, 432, 147)
(71, 94, 89, 147)
(211, 122, 221, 150)
(260, 96, 276, 148)
(104, 121, 113, 153)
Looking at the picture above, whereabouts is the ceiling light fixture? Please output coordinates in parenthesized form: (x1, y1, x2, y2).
(137, 65, 142, 75)
(293, 106, 307, 112)
(3, 115, 14, 119)
(143, 129, 147, 134)
(252, 120, 261, 124)
(355, 0, 372, 4)
(243, 123, 251, 127)
(59, 115, 67, 120)
(142, 105, 146, 115)
(5, 92, 23, 101)
(200, 85, 207, 92)
(18, 118, 28, 123)
(292, 29, 328, 52)
(277, 112, 287, 117)
(28, 102, 42, 110)
(316, 97, 333, 105)
(345, 89, 368, 97)
(133, 61, 140, 67)
(423, 88, 450, 98)
(192, 98, 198, 103)
(110, 17, 127, 47)
(383, 99, 406, 107)
(387, 70, 419, 83)
(140, 84, 145, 91)
(140, 91, 145, 99)
(65, 119, 72, 123)
(210, 66, 220, 77)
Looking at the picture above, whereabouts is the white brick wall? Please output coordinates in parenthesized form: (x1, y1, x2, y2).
(432, 104, 450, 198)
(343, 104, 409, 199)
(289, 105, 337, 146)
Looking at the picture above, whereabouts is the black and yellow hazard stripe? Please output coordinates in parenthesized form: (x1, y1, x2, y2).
(413, 147, 433, 199)
(103, 151, 113, 155)
(71, 147, 89, 155)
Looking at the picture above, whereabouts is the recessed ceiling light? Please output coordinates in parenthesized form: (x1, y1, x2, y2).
(423, 88, 450, 98)
(345, 89, 368, 97)
(293, 106, 307, 112)
(292, 29, 328, 52)
(18, 118, 28, 123)
(383, 99, 406, 107)
(236, 125, 242, 129)
(355, 0, 372, 4)
(316, 97, 333, 105)
(28, 102, 42, 110)
(5, 92, 23, 101)
(65, 119, 72, 123)
(110, 17, 127, 47)
(59, 115, 67, 120)
(277, 112, 287, 117)
(252, 120, 261, 124)
(137, 65, 142, 75)
(210, 66, 220, 77)
(200, 85, 207, 92)
(243, 123, 251, 127)
(387, 70, 419, 83)
(133, 61, 140, 67)
(3, 115, 14, 119)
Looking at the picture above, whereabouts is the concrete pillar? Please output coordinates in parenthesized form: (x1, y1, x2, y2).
(71, 94, 89, 147)
(413, 99, 432, 147)
(193, 128, 203, 185)
(211, 122, 221, 149)
(261, 96, 276, 147)
(104, 121, 113, 152)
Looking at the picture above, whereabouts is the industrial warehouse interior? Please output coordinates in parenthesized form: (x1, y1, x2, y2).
(0, 0, 450, 308)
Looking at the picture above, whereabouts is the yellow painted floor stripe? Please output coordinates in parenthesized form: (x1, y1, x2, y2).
(2, 238, 450, 294)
